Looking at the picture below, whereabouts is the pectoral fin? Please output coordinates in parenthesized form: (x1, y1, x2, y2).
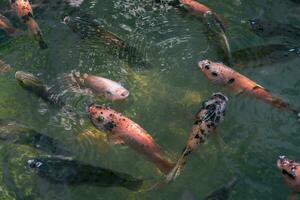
(107, 134, 125, 145)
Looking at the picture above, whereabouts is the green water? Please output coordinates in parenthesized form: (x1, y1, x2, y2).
(0, 0, 300, 199)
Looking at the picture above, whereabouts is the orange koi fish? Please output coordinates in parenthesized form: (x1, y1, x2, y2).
(198, 60, 300, 121)
(88, 104, 174, 174)
(10, 0, 47, 49)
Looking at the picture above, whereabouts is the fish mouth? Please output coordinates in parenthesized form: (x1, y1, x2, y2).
(120, 90, 130, 99)
(281, 169, 296, 180)
(198, 60, 212, 71)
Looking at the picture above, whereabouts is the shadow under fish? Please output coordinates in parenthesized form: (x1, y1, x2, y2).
(232, 44, 300, 67)
(63, 13, 150, 69)
(27, 155, 143, 191)
(248, 19, 300, 40)
(0, 119, 70, 155)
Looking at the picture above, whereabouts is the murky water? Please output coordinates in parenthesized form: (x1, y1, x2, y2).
(0, 0, 300, 199)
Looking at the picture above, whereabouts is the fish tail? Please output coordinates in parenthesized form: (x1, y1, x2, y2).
(219, 31, 233, 64)
(60, 72, 84, 93)
(165, 147, 190, 183)
(123, 178, 144, 191)
(27, 18, 48, 49)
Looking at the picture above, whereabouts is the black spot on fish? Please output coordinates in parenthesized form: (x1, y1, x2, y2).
(227, 78, 235, 84)
(194, 119, 202, 125)
(282, 170, 296, 179)
(205, 64, 210, 70)
(195, 134, 200, 139)
(215, 116, 220, 124)
(211, 72, 218, 77)
(104, 121, 116, 131)
(200, 129, 205, 134)
(184, 150, 191, 156)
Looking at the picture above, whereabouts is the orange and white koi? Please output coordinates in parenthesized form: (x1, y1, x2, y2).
(64, 71, 129, 101)
(88, 104, 174, 174)
(198, 60, 300, 121)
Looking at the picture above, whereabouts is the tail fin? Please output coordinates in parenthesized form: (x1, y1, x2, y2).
(165, 147, 190, 183)
(123, 178, 144, 191)
(27, 18, 48, 49)
(203, 11, 232, 64)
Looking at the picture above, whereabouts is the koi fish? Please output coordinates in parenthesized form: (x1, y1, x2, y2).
(203, 11, 232, 64)
(28, 155, 143, 191)
(88, 104, 174, 174)
(0, 59, 12, 73)
(204, 177, 238, 200)
(15, 71, 65, 107)
(63, 14, 149, 68)
(0, 14, 21, 36)
(181, 177, 238, 200)
(198, 60, 300, 121)
(248, 19, 300, 39)
(166, 93, 228, 183)
(63, 71, 130, 101)
(232, 44, 300, 67)
(277, 156, 300, 200)
(0, 119, 70, 155)
(10, 0, 47, 49)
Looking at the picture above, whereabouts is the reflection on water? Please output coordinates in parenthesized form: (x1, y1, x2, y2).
(0, 0, 300, 199)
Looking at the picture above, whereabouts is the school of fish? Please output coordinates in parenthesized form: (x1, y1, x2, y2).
(0, 0, 299, 199)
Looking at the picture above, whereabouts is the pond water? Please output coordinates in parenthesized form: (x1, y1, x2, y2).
(0, 0, 300, 199)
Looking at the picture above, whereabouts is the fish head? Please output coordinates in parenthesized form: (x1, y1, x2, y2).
(277, 155, 300, 192)
(88, 103, 118, 131)
(248, 19, 264, 33)
(27, 158, 45, 171)
(105, 87, 130, 101)
(198, 92, 228, 125)
(198, 60, 228, 85)
(15, 71, 45, 93)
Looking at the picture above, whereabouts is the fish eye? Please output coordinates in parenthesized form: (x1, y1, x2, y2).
(204, 64, 210, 70)
(97, 116, 105, 122)
(211, 72, 218, 77)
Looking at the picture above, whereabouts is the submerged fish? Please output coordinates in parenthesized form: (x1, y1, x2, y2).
(248, 19, 300, 39)
(88, 104, 174, 174)
(277, 156, 300, 200)
(166, 93, 228, 183)
(27, 155, 143, 191)
(63, 71, 130, 101)
(10, 0, 47, 49)
(0, 119, 69, 154)
(203, 11, 232, 64)
(0, 14, 21, 36)
(198, 60, 300, 121)
(181, 177, 238, 200)
(204, 177, 238, 200)
(232, 44, 300, 67)
(15, 71, 65, 107)
(63, 14, 149, 68)
(0, 59, 12, 72)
